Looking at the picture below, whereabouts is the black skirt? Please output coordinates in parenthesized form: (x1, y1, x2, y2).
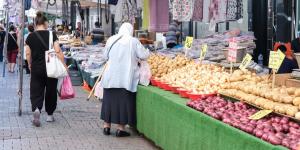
(101, 88, 136, 126)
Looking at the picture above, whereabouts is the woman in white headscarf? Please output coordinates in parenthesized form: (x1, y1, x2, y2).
(100, 23, 150, 137)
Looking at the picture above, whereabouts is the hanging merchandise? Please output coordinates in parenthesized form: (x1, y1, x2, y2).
(217, 0, 227, 22)
(25, 0, 32, 11)
(202, 0, 211, 23)
(192, 0, 203, 21)
(105, 0, 110, 24)
(114, 0, 137, 24)
(148, 0, 169, 32)
(208, 0, 218, 22)
(142, 0, 149, 30)
(136, 0, 143, 9)
(236, 0, 243, 20)
(172, 0, 194, 22)
(48, 0, 56, 6)
(226, 0, 243, 20)
(108, 0, 118, 5)
(226, 0, 237, 20)
(208, 0, 228, 23)
(31, 0, 39, 9)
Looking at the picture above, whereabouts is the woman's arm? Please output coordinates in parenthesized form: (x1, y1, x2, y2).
(135, 39, 150, 60)
(53, 41, 67, 69)
(25, 45, 31, 70)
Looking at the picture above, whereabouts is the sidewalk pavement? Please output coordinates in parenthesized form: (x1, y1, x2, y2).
(0, 62, 158, 150)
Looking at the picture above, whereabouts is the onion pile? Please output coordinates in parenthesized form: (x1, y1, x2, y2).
(187, 96, 300, 150)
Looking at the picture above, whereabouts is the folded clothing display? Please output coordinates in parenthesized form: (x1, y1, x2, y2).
(187, 31, 256, 61)
(70, 45, 107, 78)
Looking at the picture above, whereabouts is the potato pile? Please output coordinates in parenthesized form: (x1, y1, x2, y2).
(219, 72, 300, 119)
(159, 63, 230, 94)
(148, 54, 191, 78)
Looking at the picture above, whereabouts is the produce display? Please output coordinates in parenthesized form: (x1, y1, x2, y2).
(148, 53, 300, 148)
(187, 96, 300, 150)
(58, 35, 84, 47)
(219, 70, 300, 118)
(159, 63, 230, 94)
(148, 54, 191, 78)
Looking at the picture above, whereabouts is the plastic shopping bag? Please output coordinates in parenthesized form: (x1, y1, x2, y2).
(60, 76, 75, 100)
(94, 82, 104, 99)
(138, 61, 152, 86)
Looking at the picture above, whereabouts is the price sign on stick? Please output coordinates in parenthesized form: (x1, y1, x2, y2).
(249, 110, 273, 120)
(269, 50, 285, 89)
(228, 38, 238, 74)
(184, 36, 194, 49)
(239, 54, 252, 70)
(228, 48, 237, 62)
(199, 44, 208, 61)
(269, 50, 285, 70)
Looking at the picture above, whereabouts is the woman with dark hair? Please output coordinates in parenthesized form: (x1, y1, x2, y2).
(24, 24, 34, 74)
(25, 12, 66, 127)
(7, 25, 19, 73)
(0, 26, 5, 62)
(277, 45, 299, 74)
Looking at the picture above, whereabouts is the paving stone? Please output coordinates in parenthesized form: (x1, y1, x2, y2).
(0, 63, 158, 150)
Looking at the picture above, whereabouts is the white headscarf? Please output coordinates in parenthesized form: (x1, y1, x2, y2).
(104, 22, 135, 60)
(118, 22, 133, 36)
(118, 22, 134, 44)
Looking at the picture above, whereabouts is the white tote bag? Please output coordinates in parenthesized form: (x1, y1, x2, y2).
(45, 31, 68, 78)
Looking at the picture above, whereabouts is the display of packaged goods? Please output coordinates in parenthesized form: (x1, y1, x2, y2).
(188, 31, 256, 61)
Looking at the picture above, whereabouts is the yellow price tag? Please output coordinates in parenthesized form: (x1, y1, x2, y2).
(200, 44, 208, 60)
(269, 50, 285, 70)
(184, 36, 193, 49)
(249, 110, 273, 120)
(239, 53, 252, 70)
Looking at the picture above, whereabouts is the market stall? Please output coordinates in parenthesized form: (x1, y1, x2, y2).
(136, 86, 287, 150)
(137, 53, 300, 150)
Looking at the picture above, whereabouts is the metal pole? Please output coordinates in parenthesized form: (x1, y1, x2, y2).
(18, 0, 25, 116)
(2, 3, 9, 77)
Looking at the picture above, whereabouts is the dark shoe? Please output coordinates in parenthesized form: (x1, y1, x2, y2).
(116, 129, 130, 137)
(103, 127, 110, 135)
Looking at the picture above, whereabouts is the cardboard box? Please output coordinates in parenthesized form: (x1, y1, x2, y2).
(275, 73, 300, 88)
(286, 79, 300, 88)
(275, 73, 291, 86)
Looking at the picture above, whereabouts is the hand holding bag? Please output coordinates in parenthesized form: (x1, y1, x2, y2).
(45, 31, 68, 78)
(60, 75, 75, 100)
(138, 60, 151, 86)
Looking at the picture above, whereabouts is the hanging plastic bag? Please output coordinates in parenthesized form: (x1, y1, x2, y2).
(25, 0, 32, 10)
(94, 82, 104, 99)
(60, 76, 75, 100)
(138, 61, 151, 86)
